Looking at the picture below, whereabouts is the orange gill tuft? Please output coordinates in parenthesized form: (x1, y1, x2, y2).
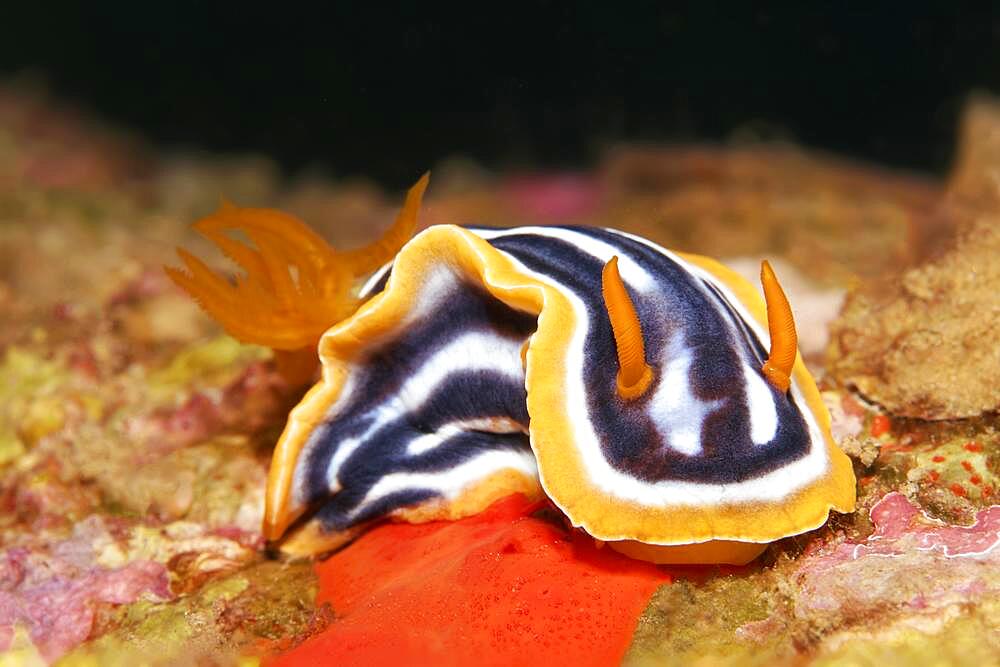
(165, 173, 430, 384)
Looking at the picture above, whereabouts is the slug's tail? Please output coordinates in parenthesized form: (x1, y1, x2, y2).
(166, 173, 430, 385)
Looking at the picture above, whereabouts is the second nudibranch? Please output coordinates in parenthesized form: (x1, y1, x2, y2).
(170, 176, 856, 565)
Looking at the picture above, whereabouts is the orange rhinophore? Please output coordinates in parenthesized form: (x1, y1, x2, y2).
(601, 255, 653, 399)
(760, 259, 797, 393)
(166, 173, 429, 384)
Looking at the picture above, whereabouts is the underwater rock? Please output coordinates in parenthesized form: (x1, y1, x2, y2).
(0, 533, 172, 662)
(0, 509, 295, 663)
(3, 82, 998, 665)
(906, 434, 997, 520)
(61, 560, 319, 665)
(857, 417, 1000, 524)
(627, 491, 1000, 665)
(946, 95, 1000, 208)
(0, 333, 280, 531)
(828, 98, 1000, 420)
(828, 200, 1000, 419)
(0, 80, 149, 193)
(756, 492, 999, 657)
(600, 145, 943, 285)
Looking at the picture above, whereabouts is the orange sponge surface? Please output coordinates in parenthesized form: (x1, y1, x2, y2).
(268, 494, 669, 667)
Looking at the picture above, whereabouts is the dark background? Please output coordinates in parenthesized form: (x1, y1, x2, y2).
(1, 4, 997, 187)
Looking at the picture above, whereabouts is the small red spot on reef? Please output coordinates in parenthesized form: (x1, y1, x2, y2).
(928, 470, 940, 483)
(970, 475, 982, 486)
(961, 461, 974, 473)
(964, 441, 983, 453)
(950, 483, 968, 498)
(268, 495, 668, 667)
(932, 455, 946, 463)
(870, 415, 891, 437)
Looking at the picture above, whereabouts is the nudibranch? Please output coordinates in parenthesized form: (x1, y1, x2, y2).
(170, 176, 856, 565)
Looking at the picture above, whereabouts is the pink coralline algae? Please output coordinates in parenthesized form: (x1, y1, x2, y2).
(125, 359, 290, 461)
(858, 491, 999, 558)
(739, 492, 999, 643)
(797, 493, 998, 620)
(799, 492, 999, 569)
(0, 542, 171, 662)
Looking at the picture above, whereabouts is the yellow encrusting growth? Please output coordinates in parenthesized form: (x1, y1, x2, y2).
(166, 173, 429, 384)
(601, 256, 654, 399)
(759, 259, 797, 393)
